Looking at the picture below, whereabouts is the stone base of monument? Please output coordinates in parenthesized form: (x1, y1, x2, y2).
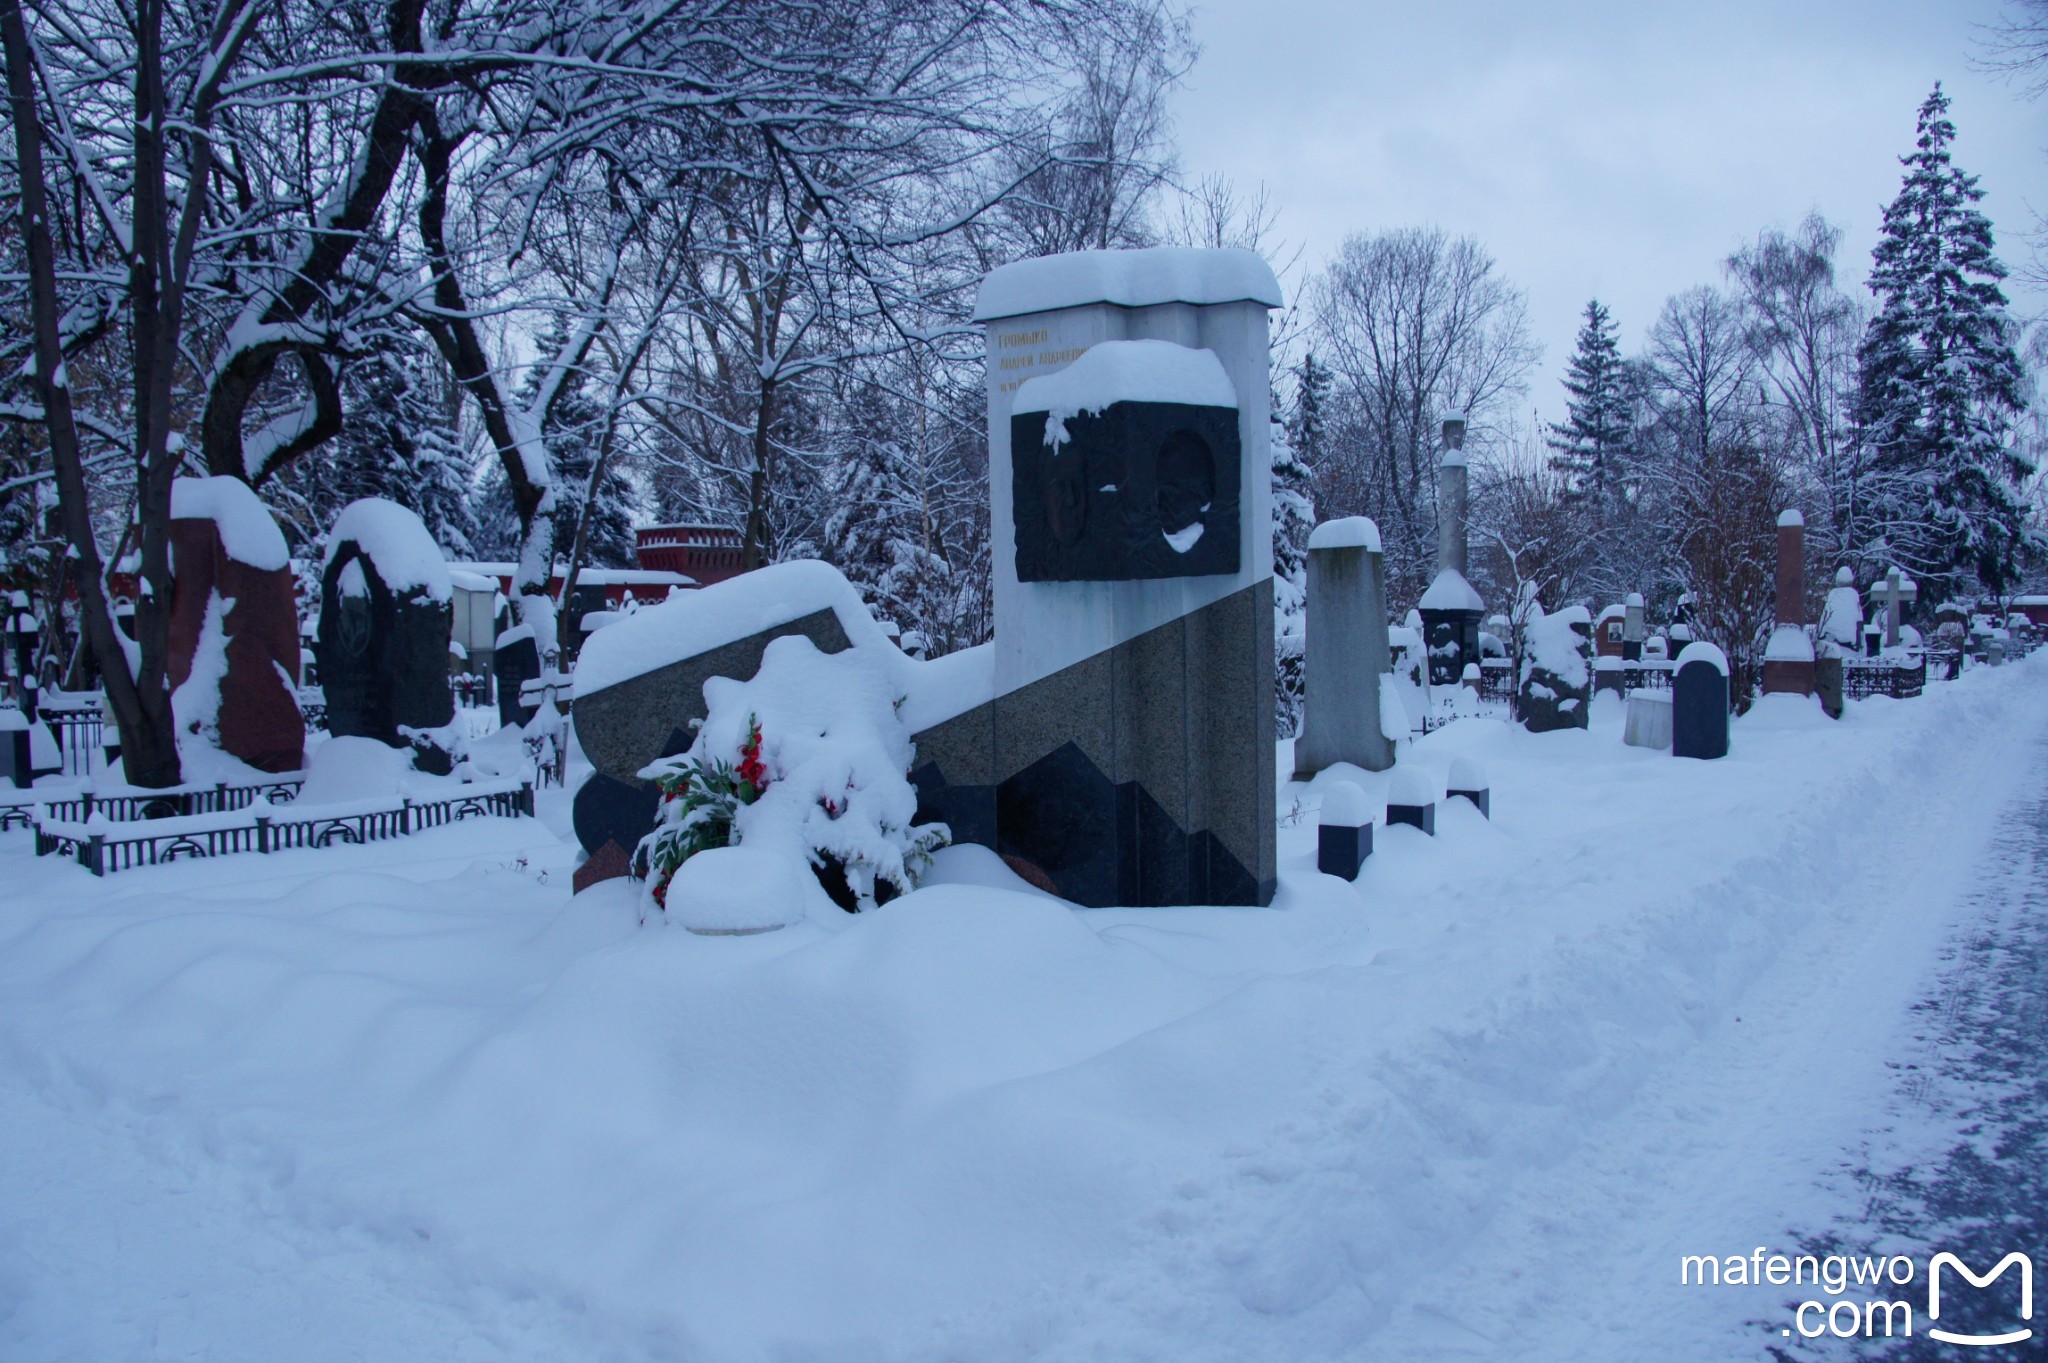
(911, 578, 1275, 907)
(1761, 659, 1816, 696)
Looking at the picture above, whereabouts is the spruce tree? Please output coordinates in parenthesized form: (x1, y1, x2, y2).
(1546, 299, 1631, 506)
(1853, 84, 2033, 596)
(1271, 404, 1316, 737)
(1285, 352, 1332, 469)
(514, 321, 640, 571)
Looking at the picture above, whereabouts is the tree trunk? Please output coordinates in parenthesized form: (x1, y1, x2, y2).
(741, 377, 779, 571)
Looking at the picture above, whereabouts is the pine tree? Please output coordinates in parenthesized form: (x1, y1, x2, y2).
(514, 321, 640, 571)
(1546, 299, 1632, 506)
(1854, 85, 2034, 596)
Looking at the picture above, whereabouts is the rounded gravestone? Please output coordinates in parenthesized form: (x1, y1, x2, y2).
(317, 499, 454, 764)
(1672, 642, 1730, 760)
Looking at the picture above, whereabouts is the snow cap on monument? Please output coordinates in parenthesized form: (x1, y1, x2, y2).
(1777, 508, 1805, 528)
(1308, 516, 1381, 552)
(973, 246, 1282, 321)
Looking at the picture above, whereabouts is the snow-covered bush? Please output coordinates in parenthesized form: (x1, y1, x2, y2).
(638, 635, 949, 918)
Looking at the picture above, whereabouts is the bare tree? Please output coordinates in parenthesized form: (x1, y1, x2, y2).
(1308, 226, 1540, 604)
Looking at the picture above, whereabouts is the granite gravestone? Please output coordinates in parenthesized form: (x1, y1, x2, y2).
(1672, 642, 1730, 760)
(1519, 606, 1593, 733)
(166, 478, 304, 772)
(1417, 416, 1484, 686)
(317, 499, 455, 767)
(1293, 516, 1395, 778)
(1761, 508, 1815, 697)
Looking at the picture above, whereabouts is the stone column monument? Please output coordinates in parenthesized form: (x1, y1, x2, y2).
(1293, 516, 1394, 778)
(1417, 415, 1484, 685)
(912, 247, 1282, 906)
(1761, 508, 1815, 697)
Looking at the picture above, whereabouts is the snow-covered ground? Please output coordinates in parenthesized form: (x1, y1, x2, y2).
(2, 658, 2043, 1362)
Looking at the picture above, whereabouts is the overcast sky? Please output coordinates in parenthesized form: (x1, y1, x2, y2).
(1170, 0, 2048, 426)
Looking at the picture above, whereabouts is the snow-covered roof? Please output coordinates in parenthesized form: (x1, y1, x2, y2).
(325, 499, 452, 601)
(1777, 508, 1804, 528)
(448, 561, 691, 588)
(2013, 594, 2048, 606)
(1011, 340, 1236, 417)
(1418, 569, 1483, 612)
(171, 476, 288, 571)
(448, 569, 498, 594)
(973, 247, 1283, 322)
(1307, 516, 1380, 552)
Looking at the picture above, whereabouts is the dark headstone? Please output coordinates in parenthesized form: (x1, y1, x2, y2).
(317, 541, 454, 748)
(1814, 656, 1844, 720)
(494, 630, 540, 728)
(572, 838, 632, 894)
(1449, 786, 1490, 819)
(1317, 822, 1372, 880)
(1386, 799, 1436, 836)
(1672, 649, 1730, 760)
(167, 514, 304, 773)
(1010, 400, 1242, 581)
(1520, 608, 1594, 734)
(573, 767, 666, 859)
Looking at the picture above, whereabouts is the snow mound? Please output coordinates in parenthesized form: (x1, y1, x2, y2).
(1764, 625, 1814, 662)
(973, 246, 1282, 321)
(1448, 756, 1488, 791)
(293, 736, 414, 805)
(1777, 508, 1805, 527)
(1319, 780, 1373, 826)
(663, 844, 813, 935)
(324, 499, 452, 602)
(172, 477, 289, 571)
(1419, 570, 1484, 613)
(1380, 672, 1412, 742)
(1388, 765, 1439, 806)
(1307, 517, 1381, 552)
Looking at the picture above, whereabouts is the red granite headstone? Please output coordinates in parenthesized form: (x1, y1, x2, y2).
(168, 514, 305, 773)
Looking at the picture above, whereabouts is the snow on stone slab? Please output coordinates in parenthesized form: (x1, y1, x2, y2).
(448, 569, 498, 594)
(972, 245, 1283, 321)
(1319, 780, 1373, 827)
(1011, 339, 1236, 449)
(171, 476, 289, 571)
(1418, 569, 1484, 613)
(1447, 756, 1488, 792)
(323, 498, 452, 601)
(291, 735, 415, 805)
(1764, 625, 1815, 662)
(1524, 606, 1591, 687)
(1388, 764, 1440, 806)
(1676, 640, 1730, 674)
(1307, 516, 1381, 552)
(572, 558, 995, 734)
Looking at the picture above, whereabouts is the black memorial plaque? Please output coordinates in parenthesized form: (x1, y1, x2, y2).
(1011, 399, 1241, 582)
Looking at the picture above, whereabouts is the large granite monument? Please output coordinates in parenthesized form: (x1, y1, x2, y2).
(1761, 508, 1815, 697)
(1292, 516, 1395, 778)
(916, 247, 1281, 906)
(1417, 415, 1484, 686)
